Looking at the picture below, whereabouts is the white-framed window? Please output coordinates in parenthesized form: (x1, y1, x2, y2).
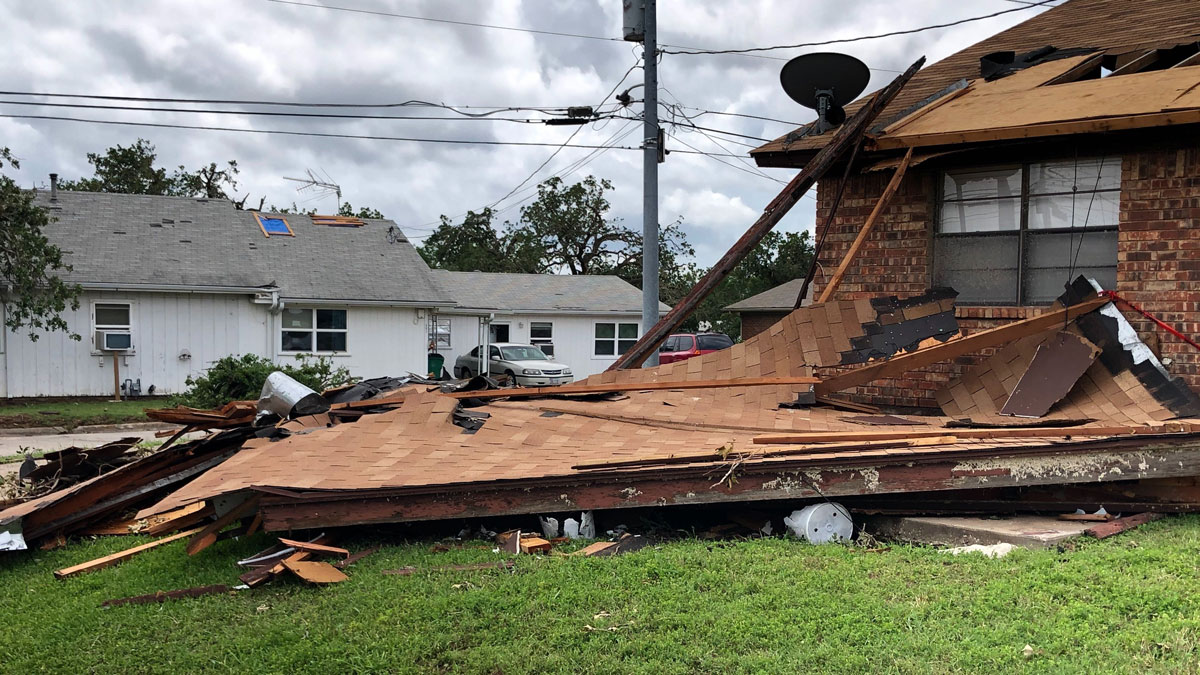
(530, 321, 554, 356)
(429, 317, 451, 350)
(935, 156, 1119, 305)
(281, 308, 347, 352)
(594, 321, 638, 357)
(92, 301, 132, 351)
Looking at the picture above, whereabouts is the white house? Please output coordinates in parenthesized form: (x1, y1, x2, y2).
(1, 187, 657, 397)
(429, 270, 669, 378)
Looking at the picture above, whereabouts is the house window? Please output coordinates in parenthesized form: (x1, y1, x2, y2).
(935, 157, 1119, 305)
(281, 308, 347, 352)
(530, 321, 554, 356)
(93, 302, 132, 350)
(429, 317, 451, 350)
(594, 322, 638, 356)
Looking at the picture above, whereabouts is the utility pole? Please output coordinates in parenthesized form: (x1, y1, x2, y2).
(640, 0, 660, 366)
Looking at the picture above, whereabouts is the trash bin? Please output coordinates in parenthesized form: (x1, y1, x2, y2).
(427, 352, 445, 378)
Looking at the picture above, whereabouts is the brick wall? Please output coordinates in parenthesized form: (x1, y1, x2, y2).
(808, 145, 1200, 409)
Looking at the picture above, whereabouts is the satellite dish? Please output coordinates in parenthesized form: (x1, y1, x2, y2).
(780, 53, 870, 135)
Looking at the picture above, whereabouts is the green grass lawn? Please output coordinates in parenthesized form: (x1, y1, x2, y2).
(2, 517, 1200, 673)
(0, 398, 155, 430)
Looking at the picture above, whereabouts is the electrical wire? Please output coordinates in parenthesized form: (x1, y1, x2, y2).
(265, 0, 902, 72)
(660, 0, 1059, 56)
(485, 54, 643, 210)
(0, 90, 601, 116)
(664, 104, 808, 128)
(0, 99, 620, 124)
(0, 113, 644, 150)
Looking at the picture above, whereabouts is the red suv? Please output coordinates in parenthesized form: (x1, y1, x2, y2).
(658, 332, 734, 364)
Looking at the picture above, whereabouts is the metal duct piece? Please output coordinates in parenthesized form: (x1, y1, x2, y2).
(257, 371, 330, 420)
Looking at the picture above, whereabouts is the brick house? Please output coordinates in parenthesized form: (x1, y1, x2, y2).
(751, 0, 1200, 409)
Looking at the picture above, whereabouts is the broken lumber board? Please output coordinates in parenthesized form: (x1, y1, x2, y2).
(818, 147, 914, 303)
(54, 526, 206, 579)
(186, 495, 261, 556)
(277, 537, 349, 558)
(753, 423, 1198, 445)
(1000, 331, 1099, 418)
(519, 537, 552, 554)
(815, 396, 881, 414)
(814, 296, 1109, 396)
(607, 57, 925, 371)
(145, 502, 214, 536)
(382, 561, 515, 576)
(282, 559, 349, 584)
(441, 376, 820, 400)
(239, 535, 337, 587)
(1084, 512, 1166, 539)
(101, 584, 231, 608)
(573, 541, 617, 557)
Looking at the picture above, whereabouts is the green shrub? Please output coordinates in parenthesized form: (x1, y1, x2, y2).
(174, 354, 355, 409)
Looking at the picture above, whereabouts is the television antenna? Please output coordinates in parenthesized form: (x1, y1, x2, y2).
(282, 168, 342, 204)
(780, 52, 870, 135)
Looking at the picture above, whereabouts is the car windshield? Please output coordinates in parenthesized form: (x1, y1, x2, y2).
(500, 346, 548, 361)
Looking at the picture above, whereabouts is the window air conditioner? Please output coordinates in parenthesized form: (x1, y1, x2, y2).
(95, 330, 133, 351)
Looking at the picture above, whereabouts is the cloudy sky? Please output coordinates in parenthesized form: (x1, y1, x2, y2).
(0, 0, 1056, 266)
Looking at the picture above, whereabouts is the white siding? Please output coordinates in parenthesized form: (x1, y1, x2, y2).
(272, 304, 428, 380)
(2, 292, 432, 397)
(433, 313, 641, 380)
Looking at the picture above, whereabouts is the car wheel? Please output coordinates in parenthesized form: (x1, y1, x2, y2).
(461, 368, 473, 379)
(504, 370, 519, 387)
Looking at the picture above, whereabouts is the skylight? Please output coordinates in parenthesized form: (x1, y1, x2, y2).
(254, 213, 293, 237)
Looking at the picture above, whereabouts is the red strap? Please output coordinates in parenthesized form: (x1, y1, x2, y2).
(1099, 290, 1200, 353)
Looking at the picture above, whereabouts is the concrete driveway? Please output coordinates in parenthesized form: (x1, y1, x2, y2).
(0, 426, 197, 475)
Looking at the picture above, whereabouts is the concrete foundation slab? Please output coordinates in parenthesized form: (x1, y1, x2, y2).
(864, 514, 1094, 549)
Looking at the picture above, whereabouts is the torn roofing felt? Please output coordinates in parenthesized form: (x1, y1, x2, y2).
(1061, 277, 1200, 418)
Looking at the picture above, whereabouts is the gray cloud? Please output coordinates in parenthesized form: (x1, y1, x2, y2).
(0, 0, 1052, 261)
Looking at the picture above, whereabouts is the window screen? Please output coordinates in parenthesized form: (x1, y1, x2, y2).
(935, 157, 1119, 305)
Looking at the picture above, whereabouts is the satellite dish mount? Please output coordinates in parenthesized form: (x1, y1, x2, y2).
(779, 53, 870, 136)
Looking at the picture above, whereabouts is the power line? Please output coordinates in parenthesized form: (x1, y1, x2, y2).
(668, 131, 785, 185)
(0, 113, 645, 150)
(0, 90, 600, 115)
(0, 99, 620, 124)
(660, 0, 1058, 56)
(265, 0, 901, 73)
(666, 105, 808, 128)
(485, 55, 643, 210)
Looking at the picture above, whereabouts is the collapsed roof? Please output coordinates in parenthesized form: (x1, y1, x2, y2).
(752, 0, 1200, 166)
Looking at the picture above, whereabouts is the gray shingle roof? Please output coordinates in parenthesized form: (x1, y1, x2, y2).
(724, 278, 812, 312)
(433, 270, 668, 314)
(33, 191, 453, 304)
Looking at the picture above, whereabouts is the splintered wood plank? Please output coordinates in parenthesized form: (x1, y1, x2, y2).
(277, 537, 350, 559)
(1000, 331, 1100, 418)
(282, 559, 349, 584)
(186, 495, 262, 556)
(1084, 513, 1166, 539)
(441, 376, 820, 400)
(815, 297, 1108, 396)
(54, 526, 206, 579)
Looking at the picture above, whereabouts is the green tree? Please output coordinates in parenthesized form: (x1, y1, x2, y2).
(418, 208, 541, 273)
(0, 148, 81, 340)
(687, 230, 815, 337)
(58, 138, 239, 199)
(338, 202, 384, 219)
(513, 176, 637, 275)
